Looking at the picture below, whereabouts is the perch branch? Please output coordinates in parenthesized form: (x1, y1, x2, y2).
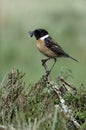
(42, 61, 80, 129)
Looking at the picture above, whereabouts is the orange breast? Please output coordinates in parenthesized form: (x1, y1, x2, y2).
(36, 39, 57, 58)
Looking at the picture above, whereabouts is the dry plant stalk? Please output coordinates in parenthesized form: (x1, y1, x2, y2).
(42, 62, 80, 129)
(60, 76, 76, 90)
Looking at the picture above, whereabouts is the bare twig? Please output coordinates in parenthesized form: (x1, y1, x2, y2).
(60, 76, 76, 90)
(42, 62, 80, 129)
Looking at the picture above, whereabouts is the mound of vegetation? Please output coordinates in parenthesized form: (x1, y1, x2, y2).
(0, 69, 86, 130)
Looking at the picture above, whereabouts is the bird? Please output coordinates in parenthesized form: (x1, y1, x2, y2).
(29, 28, 78, 75)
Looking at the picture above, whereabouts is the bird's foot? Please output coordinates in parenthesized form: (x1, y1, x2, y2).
(41, 59, 47, 66)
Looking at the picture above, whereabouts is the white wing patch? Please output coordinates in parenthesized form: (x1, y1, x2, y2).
(40, 35, 49, 40)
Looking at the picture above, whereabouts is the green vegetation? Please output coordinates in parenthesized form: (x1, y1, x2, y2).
(0, 69, 86, 130)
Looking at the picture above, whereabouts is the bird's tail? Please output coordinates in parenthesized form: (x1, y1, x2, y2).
(69, 56, 78, 62)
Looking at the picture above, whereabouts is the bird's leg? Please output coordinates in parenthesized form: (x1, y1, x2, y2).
(41, 58, 56, 77)
(41, 58, 50, 76)
(47, 58, 56, 76)
(41, 58, 50, 66)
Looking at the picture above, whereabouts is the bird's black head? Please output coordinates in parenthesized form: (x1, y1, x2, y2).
(29, 28, 48, 40)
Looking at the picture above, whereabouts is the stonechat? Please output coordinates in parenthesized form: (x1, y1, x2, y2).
(29, 28, 78, 73)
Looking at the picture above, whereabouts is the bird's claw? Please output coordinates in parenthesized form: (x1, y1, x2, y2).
(41, 59, 46, 66)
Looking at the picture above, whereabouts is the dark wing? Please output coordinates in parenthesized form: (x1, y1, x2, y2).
(44, 36, 69, 57)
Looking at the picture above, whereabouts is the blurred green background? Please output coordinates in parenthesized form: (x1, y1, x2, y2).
(1, 0, 86, 86)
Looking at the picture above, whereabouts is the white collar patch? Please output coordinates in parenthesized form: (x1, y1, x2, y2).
(40, 34, 49, 40)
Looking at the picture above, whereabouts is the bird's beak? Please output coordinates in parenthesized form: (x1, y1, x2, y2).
(28, 31, 34, 37)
